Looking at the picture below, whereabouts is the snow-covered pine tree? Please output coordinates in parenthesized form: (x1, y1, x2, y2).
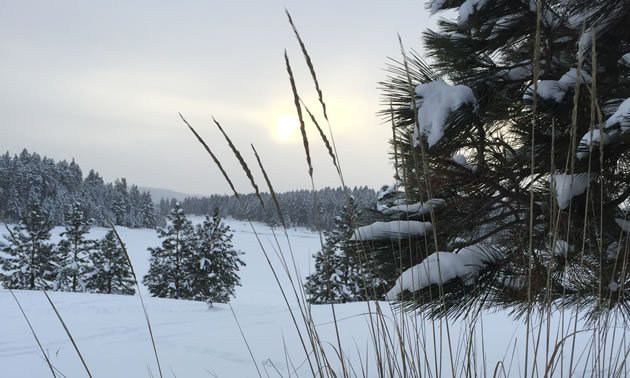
(88, 230, 135, 295)
(189, 210, 244, 306)
(139, 192, 156, 228)
(305, 196, 367, 304)
(112, 178, 130, 227)
(378, 0, 630, 318)
(57, 202, 95, 292)
(143, 202, 196, 299)
(0, 202, 59, 289)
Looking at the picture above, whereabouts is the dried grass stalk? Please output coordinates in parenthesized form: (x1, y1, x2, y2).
(250, 144, 287, 229)
(300, 98, 339, 174)
(284, 50, 313, 178)
(179, 113, 240, 200)
(109, 221, 164, 378)
(212, 117, 264, 209)
(285, 9, 329, 122)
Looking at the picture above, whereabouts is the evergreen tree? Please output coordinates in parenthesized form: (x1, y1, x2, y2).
(57, 202, 95, 292)
(112, 178, 130, 227)
(139, 192, 156, 228)
(378, 0, 630, 318)
(305, 197, 367, 304)
(88, 230, 135, 295)
(190, 210, 245, 305)
(143, 202, 196, 299)
(0, 203, 58, 289)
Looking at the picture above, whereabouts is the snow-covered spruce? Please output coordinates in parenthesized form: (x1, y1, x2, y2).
(143, 204, 244, 305)
(88, 230, 135, 295)
(56, 202, 95, 292)
(379, 0, 630, 316)
(0, 203, 59, 290)
(304, 197, 366, 304)
(189, 210, 244, 306)
(143, 202, 197, 299)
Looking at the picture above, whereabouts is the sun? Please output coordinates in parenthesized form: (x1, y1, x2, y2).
(275, 114, 299, 140)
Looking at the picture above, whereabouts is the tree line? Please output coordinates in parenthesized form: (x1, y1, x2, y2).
(157, 186, 376, 231)
(0, 149, 156, 228)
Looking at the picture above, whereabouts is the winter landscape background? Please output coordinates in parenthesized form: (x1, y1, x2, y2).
(0, 219, 609, 377)
(3, 0, 630, 376)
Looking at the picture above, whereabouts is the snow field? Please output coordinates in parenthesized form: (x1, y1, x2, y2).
(1, 219, 626, 377)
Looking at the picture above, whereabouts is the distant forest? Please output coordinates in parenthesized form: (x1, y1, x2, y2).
(0, 149, 155, 228)
(157, 187, 377, 231)
(0, 149, 377, 231)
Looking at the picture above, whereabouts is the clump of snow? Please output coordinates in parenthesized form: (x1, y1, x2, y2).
(577, 97, 630, 159)
(386, 244, 502, 299)
(525, 80, 567, 102)
(549, 174, 590, 210)
(615, 217, 630, 232)
(459, 0, 490, 22)
(577, 129, 607, 159)
(452, 154, 478, 172)
(351, 221, 432, 241)
(553, 240, 573, 256)
(428, 0, 447, 15)
(497, 63, 532, 81)
(524, 68, 592, 103)
(559, 68, 592, 87)
(621, 53, 630, 67)
(376, 180, 401, 200)
(607, 243, 620, 261)
(609, 281, 620, 292)
(413, 80, 477, 147)
(382, 198, 446, 216)
(605, 97, 630, 132)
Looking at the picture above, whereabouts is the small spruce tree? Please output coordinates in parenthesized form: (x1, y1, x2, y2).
(1, 202, 59, 289)
(88, 230, 135, 295)
(57, 202, 95, 292)
(305, 196, 366, 304)
(189, 210, 245, 306)
(143, 202, 196, 299)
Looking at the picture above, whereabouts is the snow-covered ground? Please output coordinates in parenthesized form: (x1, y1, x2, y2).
(1, 219, 627, 377)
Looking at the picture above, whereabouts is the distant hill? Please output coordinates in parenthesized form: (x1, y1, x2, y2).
(139, 186, 201, 203)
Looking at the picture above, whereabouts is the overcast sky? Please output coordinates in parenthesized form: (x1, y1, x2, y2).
(1, 1, 444, 196)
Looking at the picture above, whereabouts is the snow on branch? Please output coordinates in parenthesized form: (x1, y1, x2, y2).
(413, 80, 477, 147)
(549, 173, 590, 210)
(382, 198, 446, 216)
(350, 221, 432, 241)
(386, 243, 503, 300)
(524, 68, 592, 103)
(376, 180, 402, 200)
(577, 97, 630, 159)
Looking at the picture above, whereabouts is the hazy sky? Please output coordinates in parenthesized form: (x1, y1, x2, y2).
(1, 1, 443, 196)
